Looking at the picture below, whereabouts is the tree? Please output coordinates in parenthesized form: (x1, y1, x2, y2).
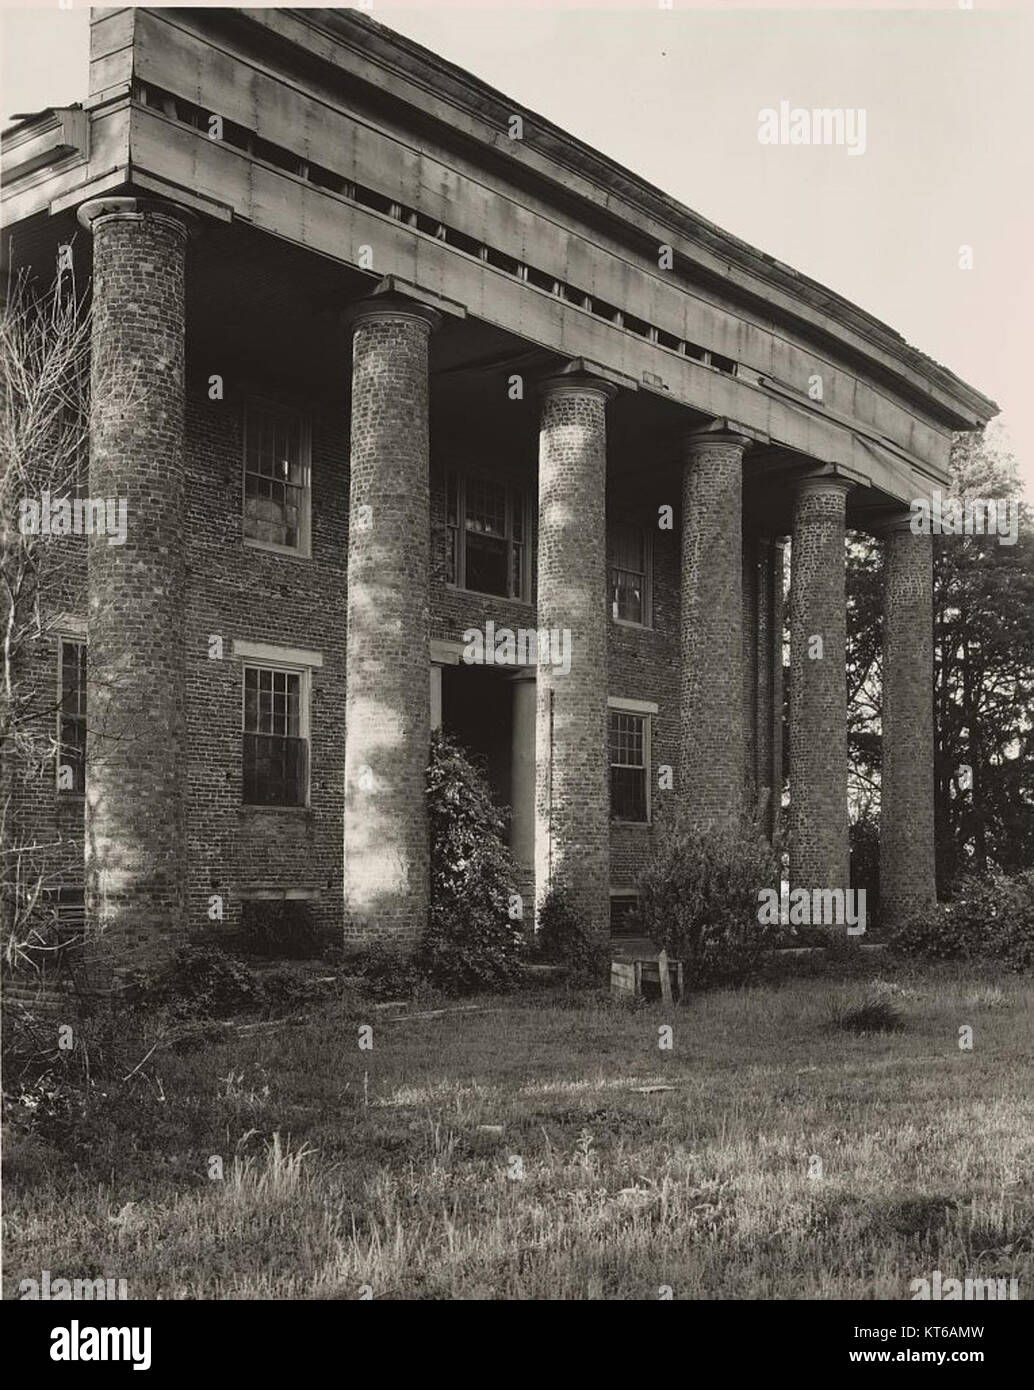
(0, 266, 91, 976)
(846, 427, 1034, 898)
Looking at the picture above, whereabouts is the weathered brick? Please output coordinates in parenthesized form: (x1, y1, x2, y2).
(880, 517, 936, 926)
(789, 477, 851, 897)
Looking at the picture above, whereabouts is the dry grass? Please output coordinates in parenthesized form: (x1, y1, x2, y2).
(4, 961, 1033, 1299)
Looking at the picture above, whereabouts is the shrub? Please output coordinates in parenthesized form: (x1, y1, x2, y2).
(637, 812, 781, 990)
(422, 731, 526, 993)
(890, 869, 1034, 971)
(154, 945, 265, 1018)
(348, 943, 426, 1001)
(535, 885, 608, 981)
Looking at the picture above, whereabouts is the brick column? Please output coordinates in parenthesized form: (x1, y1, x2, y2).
(343, 295, 439, 949)
(77, 196, 196, 979)
(679, 430, 749, 828)
(742, 530, 760, 817)
(879, 516, 936, 927)
(754, 535, 776, 835)
(509, 671, 537, 927)
(789, 478, 852, 915)
(535, 373, 615, 941)
(770, 536, 789, 837)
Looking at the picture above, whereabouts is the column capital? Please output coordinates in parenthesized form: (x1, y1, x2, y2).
(77, 195, 200, 239)
(537, 371, 618, 404)
(681, 426, 752, 456)
(348, 292, 441, 334)
(793, 473, 854, 500)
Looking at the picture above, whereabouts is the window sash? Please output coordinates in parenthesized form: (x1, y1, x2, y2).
(447, 471, 529, 600)
(58, 640, 86, 795)
(242, 664, 308, 806)
(609, 711, 648, 822)
(610, 525, 650, 625)
(243, 401, 310, 552)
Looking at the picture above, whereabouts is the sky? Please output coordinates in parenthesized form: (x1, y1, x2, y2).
(2, 1, 1032, 501)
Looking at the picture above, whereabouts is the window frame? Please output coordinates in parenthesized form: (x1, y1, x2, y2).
(56, 635, 87, 797)
(610, 522, 652, 629)
(242, 397, 312, 559)
(240, 658, 312, 809)
(608, 699, 654, 825)
(446, 469, 532, 602)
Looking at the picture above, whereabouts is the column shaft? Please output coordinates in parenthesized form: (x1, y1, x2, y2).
(679, 433, 748, 827)
(742, 530, 760, 817)
(82, 199, 191, 978)
(343, 298, 438, 948)
(509, 672, 537, 923)
(881, 521, 936, 926)
(790, 479, 851, 901)
(535, 376, 613, 940)
(770, 538, 788, 838)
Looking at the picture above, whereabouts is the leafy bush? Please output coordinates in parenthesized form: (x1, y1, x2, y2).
(849, 808, 881, 930)
(239, 898, 322, 960)
(347, 943, 426, 1001)
(535, 885, 608, 981)
(154, 945, 265, 1018)
(422, 731, 525, 992)
(637, 813, 781, 989)
(890, 869, 1034, 971)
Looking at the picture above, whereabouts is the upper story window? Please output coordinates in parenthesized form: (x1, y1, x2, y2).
(610, 524, 651, 626)
(57, 639, 86, 795)
(447, 471, 530, 601)
(242, 664, 309, 807)
(243, 401, 311, 556)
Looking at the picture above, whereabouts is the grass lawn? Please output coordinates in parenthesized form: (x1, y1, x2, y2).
(4, 957, 1033, 1300)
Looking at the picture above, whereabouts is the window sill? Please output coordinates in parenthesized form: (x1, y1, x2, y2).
(611, 616, 653, 631)
(239, 803, 313, 816)
(611, 818, 652, 828)
(244, 537, 311, 561)
(445, 582, 533, 605)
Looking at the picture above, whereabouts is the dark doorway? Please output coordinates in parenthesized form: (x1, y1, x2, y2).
(441, 665, 514, 822)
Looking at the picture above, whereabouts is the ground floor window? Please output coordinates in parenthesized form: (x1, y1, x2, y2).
(242, 665, 309, 806)
(57, 638, 86, 795)
(609, 708, 649, 822)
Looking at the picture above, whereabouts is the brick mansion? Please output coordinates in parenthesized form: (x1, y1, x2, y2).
(1, 8, 996, 978)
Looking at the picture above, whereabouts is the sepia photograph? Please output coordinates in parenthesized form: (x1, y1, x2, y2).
(1, 0, 1031, 1356)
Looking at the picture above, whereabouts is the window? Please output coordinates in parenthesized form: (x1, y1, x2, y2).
(57, 639, 86, 794)
(610, 709, 649, 823)
(243, 401, 311, 555)
(242, 664, 309, 806)
(611, 524, 651, 626)
(447, 471, 529, 600)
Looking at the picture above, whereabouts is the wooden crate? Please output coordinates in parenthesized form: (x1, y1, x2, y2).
(610, 952, 683, 1002)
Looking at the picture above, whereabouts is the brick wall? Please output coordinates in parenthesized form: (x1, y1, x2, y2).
(182, 379, 349, 946)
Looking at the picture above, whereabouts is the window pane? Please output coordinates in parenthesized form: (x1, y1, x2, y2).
(613, 524, 645, 572)
(466, 532, 508, 596)
(609, 712, 646, 821)
(612, 570, 644, 624)
(58, 642, 87, 794)
(466, 477, 507, 537)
